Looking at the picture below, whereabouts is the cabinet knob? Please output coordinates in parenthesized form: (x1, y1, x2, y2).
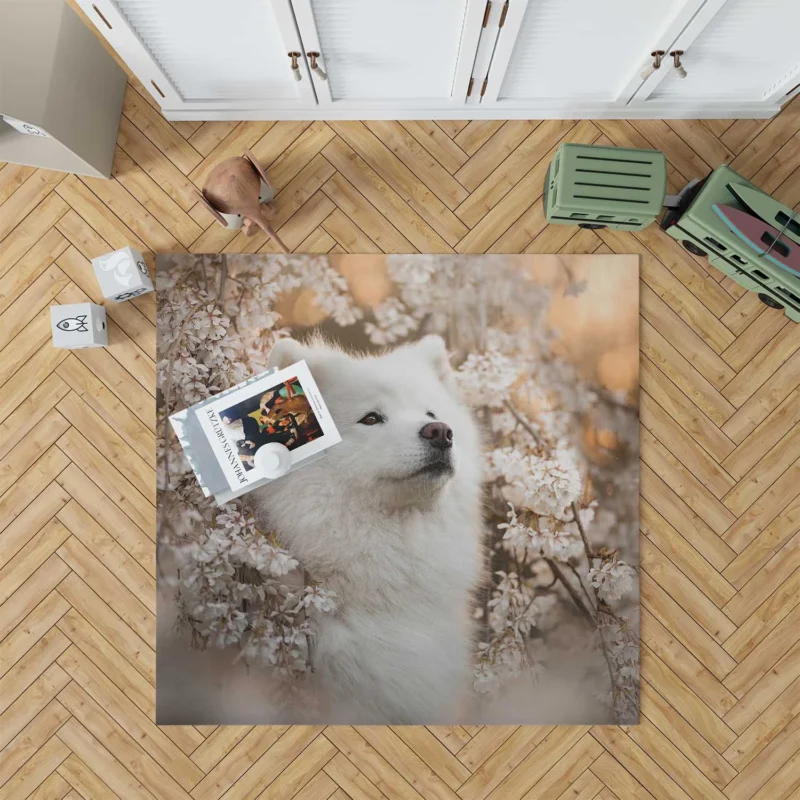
(670, 50, 687, 79)
(640, 51, 665, 81)
(288, 52, 302, 81)
(307, 52, 328, 81)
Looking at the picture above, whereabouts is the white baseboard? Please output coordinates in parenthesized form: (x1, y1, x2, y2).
(162, 103, 780, 122)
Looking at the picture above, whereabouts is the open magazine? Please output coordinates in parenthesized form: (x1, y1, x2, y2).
(169, 360, 341, 504)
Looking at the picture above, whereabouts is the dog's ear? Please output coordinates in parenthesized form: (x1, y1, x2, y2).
(414, 335, 451, 379)
(268, 338, 308, 370)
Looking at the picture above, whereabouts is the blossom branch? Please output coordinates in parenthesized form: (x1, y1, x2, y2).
(568, 563, 596, 613)
(503, 399, 541, 446)
(571, 500, 596, 560)
(571, 503, 635, 716)
(545, 559, 594, 625)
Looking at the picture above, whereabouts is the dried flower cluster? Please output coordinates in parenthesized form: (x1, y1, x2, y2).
(157, 253, 639, 722)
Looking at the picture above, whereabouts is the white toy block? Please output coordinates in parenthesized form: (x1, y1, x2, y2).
(51, 303, 107, 349)
(91, 246, 154, 302)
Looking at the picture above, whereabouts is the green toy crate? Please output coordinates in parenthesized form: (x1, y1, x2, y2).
(660, 164, 800, 323)
(544, 143, 667, 231)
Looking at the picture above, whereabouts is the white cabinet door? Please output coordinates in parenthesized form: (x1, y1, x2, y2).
(289, 0, 486, 110)
(76, 0, 795, 119)
(633, 0, 800, 108)
(479, 0, 705, 112)
(76, 0, 316, 112)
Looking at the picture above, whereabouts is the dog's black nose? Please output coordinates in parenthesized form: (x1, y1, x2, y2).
(419, 421, 453, 449)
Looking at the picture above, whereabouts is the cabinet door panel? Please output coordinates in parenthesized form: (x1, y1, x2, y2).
(292, 0, 485, 105)
(487, 0, 693, 104)
(648, 0, 800, 102)
(78, 0, 315, 110)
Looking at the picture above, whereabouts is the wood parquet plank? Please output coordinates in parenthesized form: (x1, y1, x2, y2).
(722, 494, 800, 589)
(56, 717, 157, 800)
(259, 122, 334, 189)
(638, 680, 737, 789)
(9, 713, 70, 793)
(0, 163, 36, 205)
(0, 228, 69, 316)
(401, 121, 470, 176)
(0, 733, 71, 800)
(324, 130, 458, 251)
(55, 572, 155, 684)
(0, 56, 798, 797)
(0, 689, 71, 789)
(58, 753, 121, 799)
(189, 725, 289, 800)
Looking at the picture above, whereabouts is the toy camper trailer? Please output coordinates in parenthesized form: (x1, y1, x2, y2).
(543, 144, 666, 231)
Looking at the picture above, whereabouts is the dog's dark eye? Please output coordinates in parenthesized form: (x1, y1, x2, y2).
(358, 412, 384, 426)
(426, 411, 436, 419)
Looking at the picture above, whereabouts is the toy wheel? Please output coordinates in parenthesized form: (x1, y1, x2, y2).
(682, 240, 707, 257)
(579, 223, 606, 229)
(758, 293, 784, 310)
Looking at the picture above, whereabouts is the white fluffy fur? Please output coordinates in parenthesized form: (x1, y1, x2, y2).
(254, 335, 484, 723)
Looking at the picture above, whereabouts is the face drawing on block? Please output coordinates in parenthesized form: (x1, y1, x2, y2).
(100, 251, 135, 287)
(56, 315, 89, 333)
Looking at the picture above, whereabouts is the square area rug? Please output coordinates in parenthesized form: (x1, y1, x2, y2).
(156, 253, 640, 725)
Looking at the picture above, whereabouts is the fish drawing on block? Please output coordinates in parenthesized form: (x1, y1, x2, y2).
(57, 315, 89, 332)
(712, 204, 800, 277)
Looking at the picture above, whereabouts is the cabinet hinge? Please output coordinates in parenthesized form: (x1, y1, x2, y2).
(499, 0, 509, 27)
(480, 77, 488, 97)
(482, 0, 491, 27)
(467, 77, 474, 97)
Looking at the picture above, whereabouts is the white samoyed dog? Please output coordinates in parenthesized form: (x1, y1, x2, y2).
(254, 334, 485, 723)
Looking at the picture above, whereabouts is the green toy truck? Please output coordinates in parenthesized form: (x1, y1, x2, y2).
(544, 143, 800, 323)
(659, 165, 800, 322)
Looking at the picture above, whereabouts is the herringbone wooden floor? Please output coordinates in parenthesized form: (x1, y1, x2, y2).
(2, 68, 800, 799)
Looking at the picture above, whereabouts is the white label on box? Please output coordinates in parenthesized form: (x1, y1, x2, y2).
(3, 116, 50, 137)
